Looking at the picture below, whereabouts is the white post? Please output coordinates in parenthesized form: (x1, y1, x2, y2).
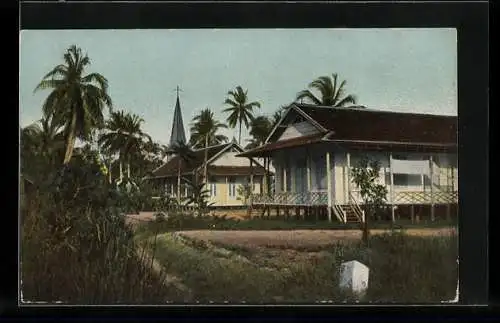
(283, 162, 288, 192)
(326, 151, 333, 222)
(306, 154, 312, 192)
(346, 151, 351, 203)
(389, 153, 395, 223)
(250, 158, 254, 195)
(430, 154, 435, 221)
(291, 161, 296, 193)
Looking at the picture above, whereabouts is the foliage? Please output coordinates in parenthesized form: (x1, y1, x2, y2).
(98, 110, 152, 179)
(236, 183, 252, 205)
(182, 178, 214, 217)
(21, 153, 180, 303)
(296, 73, 358, 108)
(245, 115, 273, 149)
(141, 230, 457, 303)
(189, 108, 228, 148)
(223, 86, 261, 145)
(34, 45, 113, 164)
(350, 156, 389, 244)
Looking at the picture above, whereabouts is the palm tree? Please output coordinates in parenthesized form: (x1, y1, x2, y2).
(223, 86, 261, 145)
(22, 114, 66, 165)
(189, 108, 228, 149)
(98, 110, 152, 182)
(296, 73, 357, 107)
(34, 45, 113, 164)
(166, 142, 196, 204)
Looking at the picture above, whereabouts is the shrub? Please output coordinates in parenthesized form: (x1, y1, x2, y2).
(20, 153, 180, 304)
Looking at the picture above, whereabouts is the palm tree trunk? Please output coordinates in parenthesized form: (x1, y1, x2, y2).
(62, 110, 78, 164)
(238, 120, 242, 145)
(119, 159, 123, 181)
(108, 161, 112, 183)
(204, 134, 209, 186)
(127, 155, 131, 179)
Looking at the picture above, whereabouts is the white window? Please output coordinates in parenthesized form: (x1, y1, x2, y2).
(209, 183, 217, 197)
(228, 177, 237, 197)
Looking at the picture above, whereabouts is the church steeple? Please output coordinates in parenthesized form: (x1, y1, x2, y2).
(169, 86, 187, 148)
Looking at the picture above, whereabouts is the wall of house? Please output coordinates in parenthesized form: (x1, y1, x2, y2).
(268, 146, 457, 205)
(277, 120, 320, 142)
(212, 151, 253, 167)
(207, 175, 263, 207)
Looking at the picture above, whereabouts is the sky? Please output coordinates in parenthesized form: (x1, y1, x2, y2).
(19, 28, 457, 146)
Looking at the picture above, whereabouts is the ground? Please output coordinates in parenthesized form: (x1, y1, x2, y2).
(177, 228, 455, 249)
(136, 223, 458, 303)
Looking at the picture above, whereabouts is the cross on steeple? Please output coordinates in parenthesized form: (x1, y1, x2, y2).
(174, 85, 183, 98)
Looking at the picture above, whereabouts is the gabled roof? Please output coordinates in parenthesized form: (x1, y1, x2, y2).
(150, 143, 228, 178)
(295, 104, 457, 144)
(239, 103, 458, 157)
(148, 141, 271, 179)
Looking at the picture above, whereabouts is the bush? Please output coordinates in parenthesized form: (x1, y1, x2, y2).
(21, 154, 181, 304)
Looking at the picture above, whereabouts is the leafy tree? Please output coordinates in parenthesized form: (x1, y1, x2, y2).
(246, 115, 272, 150)
(350, 156, 388, 245)
(296, 73, 358, 107)
(236, 184, 253, 205)
(34, 45, 113, 164)
(223, 86, 261, 145)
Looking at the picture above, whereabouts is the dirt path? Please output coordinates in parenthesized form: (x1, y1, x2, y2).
(178, 228, 455, 249)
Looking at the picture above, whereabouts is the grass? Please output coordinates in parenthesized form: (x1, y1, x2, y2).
(134, 213, 457, 236)
(139, 229, 458, 303)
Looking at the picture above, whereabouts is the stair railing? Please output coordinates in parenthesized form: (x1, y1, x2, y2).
(348, 191, 364, 223)
(332, 204, 346, 223)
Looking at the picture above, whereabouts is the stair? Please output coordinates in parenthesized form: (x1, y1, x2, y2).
(340, 205, 361, 223)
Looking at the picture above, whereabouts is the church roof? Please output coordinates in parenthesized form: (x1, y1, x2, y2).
(169, 93, 187, 148)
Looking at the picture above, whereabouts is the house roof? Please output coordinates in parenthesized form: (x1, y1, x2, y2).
(150, 143, 228, 178)
(296, 104, 457, 144)
(148, 142, 271, 179)
(207, 165, 269, 176)
(237, 133, 325, 157)
(239, 104, 457, 157)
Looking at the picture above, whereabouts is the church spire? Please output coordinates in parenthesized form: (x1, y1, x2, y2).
(169, 86, 187, 148)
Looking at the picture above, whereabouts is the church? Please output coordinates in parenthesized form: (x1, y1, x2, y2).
(147, 88, 272, 208)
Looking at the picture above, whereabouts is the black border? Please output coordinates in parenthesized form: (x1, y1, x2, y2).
(11, 1, 490, 320)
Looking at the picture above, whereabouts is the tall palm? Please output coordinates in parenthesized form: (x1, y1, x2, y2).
(166, 142, 196, 204)
(223, 86, 261, 145)
(189, 108, 228, 149)
(98, 110, 152, 181)
(296, 73, 357, 107)
(34, 45, 113, 164)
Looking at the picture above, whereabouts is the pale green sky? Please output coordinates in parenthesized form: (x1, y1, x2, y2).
(20, 28, 457, 146)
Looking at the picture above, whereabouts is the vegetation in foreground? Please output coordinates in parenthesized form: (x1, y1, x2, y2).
(137, 229, 458, 303)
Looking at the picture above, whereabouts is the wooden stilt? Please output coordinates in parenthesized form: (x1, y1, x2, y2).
(446, 203, 451, 221)
(411, 204, 415, 224)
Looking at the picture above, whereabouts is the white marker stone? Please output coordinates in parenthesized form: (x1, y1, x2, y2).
(339, 260, 370, 297)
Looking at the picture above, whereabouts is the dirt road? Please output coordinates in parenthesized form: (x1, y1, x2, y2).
(178, 228, 455, 249)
